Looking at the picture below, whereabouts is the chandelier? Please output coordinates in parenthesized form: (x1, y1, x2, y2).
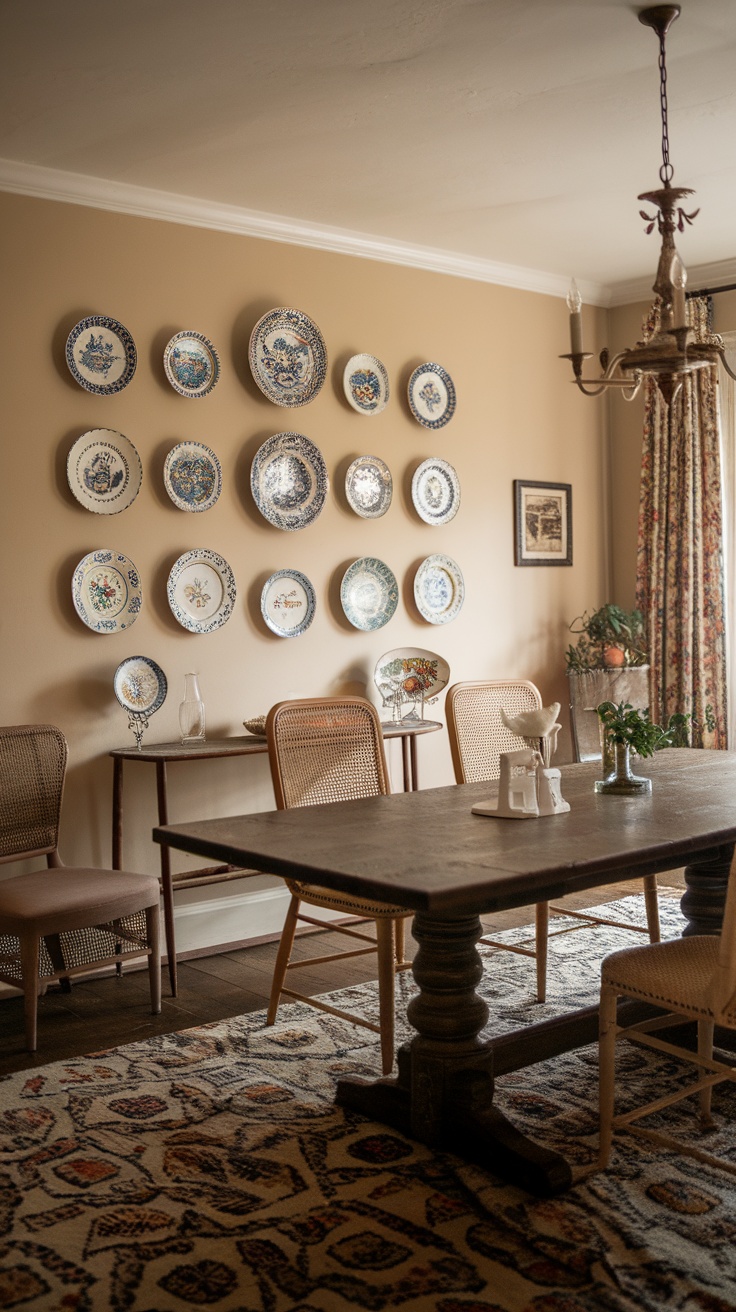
(561, 4, 736, 405)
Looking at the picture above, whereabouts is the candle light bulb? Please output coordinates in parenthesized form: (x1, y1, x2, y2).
(567, 278, 583, 355)
(567, 279, 582, 315)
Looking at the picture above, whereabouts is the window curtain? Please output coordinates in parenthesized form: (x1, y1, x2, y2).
(718, 330, 736, 749)
(635, 296, 727, 747)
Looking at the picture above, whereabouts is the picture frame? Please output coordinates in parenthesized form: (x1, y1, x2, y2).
(514, 480, 572, 566)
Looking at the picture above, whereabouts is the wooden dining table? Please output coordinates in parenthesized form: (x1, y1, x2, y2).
(154, 748, 736, 1197)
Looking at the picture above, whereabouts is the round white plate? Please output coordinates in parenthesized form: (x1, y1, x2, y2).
(164, 442, 222, 512)
(249, 307, 327, 407)
(261, 569, 316, 637)
(65, 316, 137, 395)
(251, 432, 329, 531)
(167, 549, 236, 633)
(114, 656, 167, 715)
(343, 354, 390, 415)
(67, 429, 142, 515)
(340, 558, 398, 631)
(345, 455, 393, 519)
(407, 362, 456, 429)
(414, 554, 465, 625)
(72, 550, 142, 633)
(411, 458, 460, 526)
(163, 331, 220, 399)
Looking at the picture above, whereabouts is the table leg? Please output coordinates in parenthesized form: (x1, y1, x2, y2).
(409, 735, 418, 791)
(156, 760, 178, 997)
(336, 908, 572, 1197)
(112, 757, 123, 870)
(401, 735, 411, 793)
(681, 841, 735, 936)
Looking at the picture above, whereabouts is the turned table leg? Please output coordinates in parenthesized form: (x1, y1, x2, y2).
(681, 842, 735, 936)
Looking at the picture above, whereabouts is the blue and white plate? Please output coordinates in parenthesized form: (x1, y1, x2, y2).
(261, 569, 316, 638)
(413, 554, 464, 625)
(114, 656, 167, 715)
(67, 429, 142, 515)
(345, 455, 393, 519)
(251, 432, 329, 531)
(411, 458, 460, 526)
(72, 549, 142, 633)
(407, 362, 456, 429)
(341, 558, 398, 631)
(164, 442, 222, 512)
(163, 331, 220, 399)
(65, 316, 137, 395)
(249, 307, 327, 407)
(167, 549, 236, 633)
(343, 354, 390, 415)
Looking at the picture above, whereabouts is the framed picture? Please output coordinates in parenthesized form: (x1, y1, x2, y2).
(514, 480, 572, 566)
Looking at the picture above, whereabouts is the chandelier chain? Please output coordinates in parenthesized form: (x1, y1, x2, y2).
(658, 28, 673, 186)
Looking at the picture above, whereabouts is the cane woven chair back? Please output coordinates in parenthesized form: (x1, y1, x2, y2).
(446, 680, 543, 784)
(0, 724, 66, 862)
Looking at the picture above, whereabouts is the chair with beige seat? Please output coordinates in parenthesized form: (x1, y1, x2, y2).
(265, 696, 412, 1075)
(0, 724, 161, 1051)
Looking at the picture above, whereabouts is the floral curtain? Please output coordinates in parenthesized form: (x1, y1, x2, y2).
(635, 296, 728, 747)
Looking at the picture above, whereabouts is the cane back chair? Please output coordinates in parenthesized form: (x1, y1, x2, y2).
(265, 697, 412, 1074)
(0, 724, 161, 1051)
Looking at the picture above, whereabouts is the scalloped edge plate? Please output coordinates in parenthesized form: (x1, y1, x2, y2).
(167, 548, 236, 633)
(251, 432, 329, 531)
(248, 307, 327, 407)
(72, 549, 142, 633)
(163, 330, 220, 399)
(164, 441, 222, 512)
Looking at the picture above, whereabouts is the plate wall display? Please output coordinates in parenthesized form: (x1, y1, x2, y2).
(164, 442, 222, 512)
(413, 554, 465, 625)
(407, 362, 456, 429)
(345, 455, 393, 519)
(251, 432, 328, 531)
(248, 307, 327, 407)
(167, 549, 236, 633)
(340, 557, 398, 632)
(261, 569, 316, 638)
(67, 429, 142, 515)
(163, 331, 220, 399)
(114, 656, 167, 715)
(71, 550, 142, 633)
(65, 316, 137, 395)
(373, 647, 450, 704)
(343, 354, 390, 416)
(411, 457, 460, 526)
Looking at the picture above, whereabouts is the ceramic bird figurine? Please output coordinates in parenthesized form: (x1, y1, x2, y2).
(502, 702, 562, 769)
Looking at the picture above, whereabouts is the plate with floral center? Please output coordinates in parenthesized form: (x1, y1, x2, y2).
(72, 550, 142, 633)
(374, 647, 450, 703)
(249, 307, 327, 407)
(411, 457, 460, 526)
(261, 569, 317, 637)
(251, 432, 329, 530)
(114, 656, 167, 715)
(413, 554, 465, 625)
(167, 549, 236, 633)
(67, 429, 142, 514)
(164, 442, 222, 512)
(65, 316, 137, 395)
(345, 455, 393, 519)
(340, 557, 398, 631)
(163, 331, 220, 399)
(343, 354, 390, 415)
(407, 362, 456, 429)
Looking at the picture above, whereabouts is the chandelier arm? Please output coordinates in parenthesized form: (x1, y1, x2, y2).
(715, 344, 736, 383)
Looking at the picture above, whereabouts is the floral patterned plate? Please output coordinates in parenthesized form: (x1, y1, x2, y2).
(249, 307, 327, 407)
(340, 557, 398, 632)
(167, 549, 236, 633)
(411, 458, 460, 526)
(67, 429, 142, 515)
(65, 316, 137, 395)
(163, 331, 220, 399)
(343, 354, 390, 415)
(407, 362, 456, 429)
(374, 647, 450, 721)
(114, 656, 167, 715)
(251, 432, 329, 531)
(164, 442, 222, 512)
(261, 569, 317, 637)
(345, 455, 393, 519)
(413, 554, 465, 625)
(72, 549, 142, 633)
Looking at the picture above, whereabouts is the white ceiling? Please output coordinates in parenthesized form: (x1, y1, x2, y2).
(2, 0, 736, 301)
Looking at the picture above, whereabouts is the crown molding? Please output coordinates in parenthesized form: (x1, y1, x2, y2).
(0, 157, 610, 307)
(609, 258, 736, 307)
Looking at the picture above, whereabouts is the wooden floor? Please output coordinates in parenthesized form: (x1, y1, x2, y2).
(0, 875, 685, 1077)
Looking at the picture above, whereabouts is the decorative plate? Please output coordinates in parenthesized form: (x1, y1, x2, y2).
(340, 557, 398, 632)
(251, 432, 329, 531)
(407, 362, 456, 429)
(163, 331, 220, 399)
(261, 569, 316, 637)
(413, 554, 465, 625)
(243, 715, 266, 737)
(343, 354, 390, 415)
(345, 455, 393, 519)
(411, 458, 460, 526)
(249, 307, 327, 407)
(114, 656, 167, 715)
(374, 647, 450, 703)
(167, 549, 236, 633)
(164, 442, 222, 512)
(65, 316, 137, 395)
(72, 549, 142, 633)
(67, 429, 143, 515)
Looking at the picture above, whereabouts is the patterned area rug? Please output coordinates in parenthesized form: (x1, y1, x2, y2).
(2, 895, 736, 1312)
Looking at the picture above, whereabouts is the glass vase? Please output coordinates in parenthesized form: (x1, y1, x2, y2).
(594, 741, 652, 795)
(179, 673, 206, 744)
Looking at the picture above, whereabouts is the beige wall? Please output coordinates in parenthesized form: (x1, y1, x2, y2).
(1, 190, 610, 950)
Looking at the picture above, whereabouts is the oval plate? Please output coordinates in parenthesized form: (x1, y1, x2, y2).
(407, 362, 456, 429)
(251, 432, 329, 531)
(72, 549, 142, 633)
(163, 331, 220, 398)
(345, 455, 393, 519)
(261, 569, 316, 637)
(67, 429, 142, 515)
(374, 647, 450, 701)
(411, 457, 460, 526)
(164, 441, 222, 512)
(414, 554, 465, 625)
(167, 549, 236, 633)
(249, 307, 327, 407)
(114, 656, 167, 715)
(343, 354, 390, 415)
(66, 316, 137, 395)
(341, 558, 398, 632)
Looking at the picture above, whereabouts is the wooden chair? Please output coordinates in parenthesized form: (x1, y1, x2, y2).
(265, 697, 412, 1074)
(445, 679, 661, 1003)
(599, 851, 736, 1174)
(0, 724, 161, 1051)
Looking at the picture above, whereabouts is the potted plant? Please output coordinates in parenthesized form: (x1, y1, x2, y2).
(595, 700, 674, 794)
(565, 604, 647, 672)
(565, 604, 651, 761)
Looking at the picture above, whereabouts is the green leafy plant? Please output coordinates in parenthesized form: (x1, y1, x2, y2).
(596, 701, 674, 757)
(565, 604, 648, 672)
